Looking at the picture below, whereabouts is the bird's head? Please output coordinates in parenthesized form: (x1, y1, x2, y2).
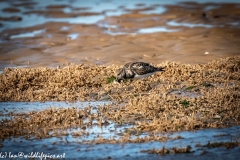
(114, 68, 125, 83)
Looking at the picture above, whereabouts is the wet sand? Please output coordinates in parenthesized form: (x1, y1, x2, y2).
(0, 2, 240, 68)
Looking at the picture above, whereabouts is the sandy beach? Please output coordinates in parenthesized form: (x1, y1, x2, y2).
(0, 0, 240, 159)
(0, 1, 240, 68)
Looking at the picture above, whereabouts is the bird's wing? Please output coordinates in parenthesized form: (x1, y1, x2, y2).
(131, 62, 157, 75)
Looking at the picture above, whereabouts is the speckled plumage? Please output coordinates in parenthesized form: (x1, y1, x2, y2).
(115, 62, 164, 82)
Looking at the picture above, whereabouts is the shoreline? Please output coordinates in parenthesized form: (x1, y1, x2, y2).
(0, 2, 240, 68)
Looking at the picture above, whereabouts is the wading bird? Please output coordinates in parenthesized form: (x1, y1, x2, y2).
(115, 62, 164, 82)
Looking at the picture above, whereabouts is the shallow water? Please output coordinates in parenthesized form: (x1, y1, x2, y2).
(1, 124, 240, 159)
(167, 21, 218, 28)
(138, 27, 180, 33)
(10, 29, 45, 39)
(0, 101, 110, 119)
(0, 0, 240, 32)
(1, 101, 240, 159)
(0, 101, 131, 141)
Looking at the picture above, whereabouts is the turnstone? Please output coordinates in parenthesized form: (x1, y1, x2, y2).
(115, 62, 164, 82)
